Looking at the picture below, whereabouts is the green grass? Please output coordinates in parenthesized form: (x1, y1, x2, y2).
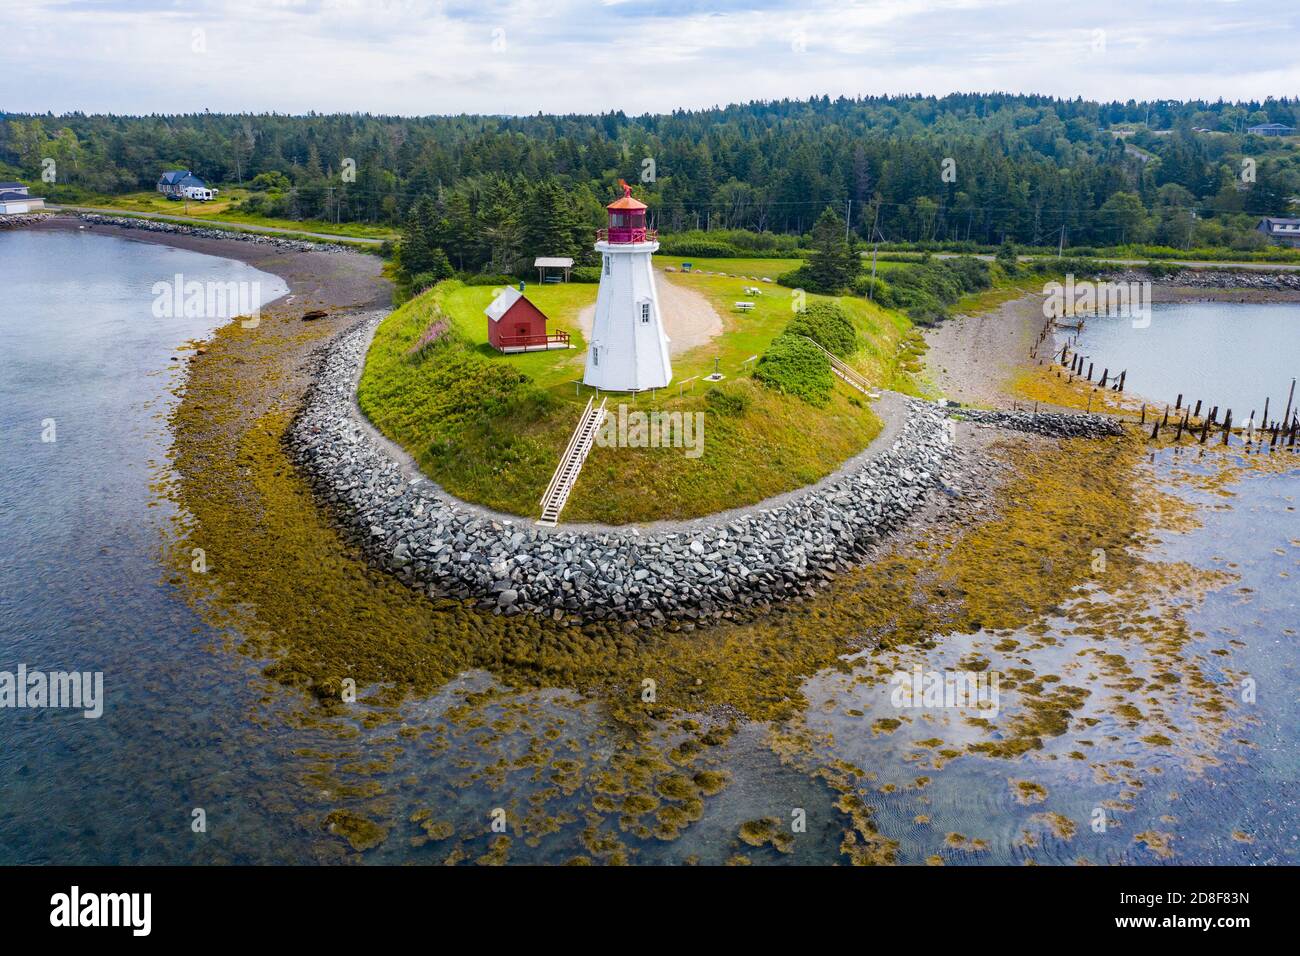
(357, 274, 925, 524)
(438, 281, 594, 389)
(658, 268, 914, 391)
(55, 188, 399, 240)
(653, 255, 804, 279)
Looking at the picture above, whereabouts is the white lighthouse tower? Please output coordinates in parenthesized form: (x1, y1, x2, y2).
(583, 182, 672, 391)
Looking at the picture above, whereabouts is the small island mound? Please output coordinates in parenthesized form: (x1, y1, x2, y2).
(356, 264, 925, 525)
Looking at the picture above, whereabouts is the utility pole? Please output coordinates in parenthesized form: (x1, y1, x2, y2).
(1058, 224, 1065, 258)
(868, 201, 881, 299)
(845, 198, 852, 242)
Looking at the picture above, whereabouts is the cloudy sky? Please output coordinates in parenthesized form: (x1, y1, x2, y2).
(3, 0, 1297, 116)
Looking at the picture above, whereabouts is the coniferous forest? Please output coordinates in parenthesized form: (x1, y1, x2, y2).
(5, 93, 1299, 275)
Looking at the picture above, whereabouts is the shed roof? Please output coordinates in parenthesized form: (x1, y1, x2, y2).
(0, 190, 41, 202)
(484, 285, 524, 323)
(534, 257, 574, 268)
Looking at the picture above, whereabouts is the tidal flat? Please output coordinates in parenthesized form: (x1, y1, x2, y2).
(2, 226, 1293, 864)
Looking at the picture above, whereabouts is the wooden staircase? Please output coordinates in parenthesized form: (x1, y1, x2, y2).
(798, 336, 878, 399)
(537, 396, 607, 527)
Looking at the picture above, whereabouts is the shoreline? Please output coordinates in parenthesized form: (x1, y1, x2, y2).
(5, 215, 1175, 626)
(924, 283, 1300, 412)
(24, 214, 391, 317)
(286, 313, 1120, 623)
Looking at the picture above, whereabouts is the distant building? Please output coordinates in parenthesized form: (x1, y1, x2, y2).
(1246, 123, 1295, 137)
(485, 283, 571, 352)
(1257, 217, 1300, 247)
(157, 170, 217, 201)
(0, 183, 45, 214)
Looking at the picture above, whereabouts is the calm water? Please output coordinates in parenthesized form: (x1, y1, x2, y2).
(1069, 301, 1300, 418)
(1, 231, 1295, 864)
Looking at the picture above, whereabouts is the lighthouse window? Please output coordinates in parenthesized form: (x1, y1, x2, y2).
(640, 302, 650, 323)
(592, 347, 599, 367)
(603, 256, 610, 276)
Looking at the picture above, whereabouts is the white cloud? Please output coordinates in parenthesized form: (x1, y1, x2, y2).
(1, 0, 1297, 115)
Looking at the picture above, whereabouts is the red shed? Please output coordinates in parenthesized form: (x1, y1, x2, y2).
(484, 284, 570, 352)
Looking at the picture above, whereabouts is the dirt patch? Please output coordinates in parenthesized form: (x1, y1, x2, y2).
(576, 269, 723, 356)
(923, 293, 1044, 408)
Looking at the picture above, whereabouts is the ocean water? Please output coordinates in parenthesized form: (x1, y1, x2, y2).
(1068, 301, 1300, 420)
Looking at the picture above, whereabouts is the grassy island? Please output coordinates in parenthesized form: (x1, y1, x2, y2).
(357, 262, 928, 524)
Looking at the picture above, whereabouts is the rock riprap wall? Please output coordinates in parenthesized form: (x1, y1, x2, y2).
(946, 407, 1126, 438)
(76, 213, 348, 253)
(289, 317, 963, 624)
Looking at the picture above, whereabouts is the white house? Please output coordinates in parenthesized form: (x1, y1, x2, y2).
(0, 182, 45, 215)
(582, 183, 671, 392)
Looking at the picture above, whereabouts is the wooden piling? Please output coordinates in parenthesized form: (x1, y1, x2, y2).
(1117, 370, 1126, 392)
(1193, 399, 1201, 419)
(1175, 393, 1182, 411)
(1222, 410, 1232, 445)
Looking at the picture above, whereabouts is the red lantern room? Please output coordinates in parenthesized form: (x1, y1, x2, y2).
(598, 180, 656, 244)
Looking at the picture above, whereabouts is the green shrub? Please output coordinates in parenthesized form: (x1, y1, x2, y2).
(753, 334, 833, 406)
(657, 238, 740, 258)
(658, 229, 799, 258)
(775, 265, 811, 289)
(462, 273, 517, 287)
(785, 301, 858, 357)
(571, 266, 601, 283)
(704, 384, 752, 416)
(852, 274, 894, 303)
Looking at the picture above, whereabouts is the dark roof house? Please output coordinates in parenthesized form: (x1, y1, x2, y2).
(0, 188, 46, 214)
(1257, 217, 1300, 247)
(156, 170, 208, 197)
(1246, 123, 1295, 137)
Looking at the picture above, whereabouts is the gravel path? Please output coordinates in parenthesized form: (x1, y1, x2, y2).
(577, 268, 723, 356)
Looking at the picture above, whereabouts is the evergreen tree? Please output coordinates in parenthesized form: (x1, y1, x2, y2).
(804, 205, 857, 294)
